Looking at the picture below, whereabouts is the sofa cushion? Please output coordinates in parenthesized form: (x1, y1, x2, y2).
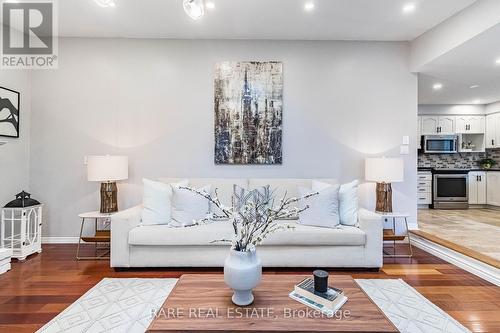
(158, 178, 247, 215)
(128, 221, 365, 247)
(248, 178, 337, 201)
(298, 185, 340, 228)
(170, 185, 212, 227)
(142, 178, 188, 226)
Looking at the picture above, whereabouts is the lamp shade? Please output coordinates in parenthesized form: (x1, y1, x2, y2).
(87, 155, 128, 182)
(365, 157, 404, 183)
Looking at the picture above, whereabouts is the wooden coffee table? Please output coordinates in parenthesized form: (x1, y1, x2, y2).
(147, 274, 399, 333)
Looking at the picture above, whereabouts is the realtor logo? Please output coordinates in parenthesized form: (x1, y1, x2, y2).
(1, 0, 58, 68)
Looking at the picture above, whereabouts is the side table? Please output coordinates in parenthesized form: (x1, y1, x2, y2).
(378, 212, 413, 258)
(76, 211, 116, 260)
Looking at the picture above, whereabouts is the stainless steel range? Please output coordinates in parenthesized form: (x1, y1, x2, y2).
(432, 169, 469, 209)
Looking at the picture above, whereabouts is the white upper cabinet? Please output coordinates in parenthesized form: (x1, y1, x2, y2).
(420, 115, 485, 136)
(456, 116, 485, 134)
(421, 115, 455, 134)
(486, 113, 500, 148)
(496, 115, 500, 148)
(486, 114, 496, 148)
(421, 116, 440, 134)
(469, 116, 485, 133)
(437, 116, 455, 134)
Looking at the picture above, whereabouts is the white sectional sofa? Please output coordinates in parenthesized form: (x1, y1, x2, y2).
(111, 178, 383, 268)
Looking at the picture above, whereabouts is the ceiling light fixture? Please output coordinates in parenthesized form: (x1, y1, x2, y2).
(94, 0, 116, 8)
(496, 58, 500, 65)
(474, 99, 481, 104)
(433, 83, 443, 90)
(304, 2, 315, 11)
(470, 84, 479, 89)
(205, 1, 215, 9)
(402, 3, 416, 14)
(183, 0, 205, 20)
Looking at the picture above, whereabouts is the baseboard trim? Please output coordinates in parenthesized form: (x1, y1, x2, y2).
(42, 237, 79, 244)
(411, 234, 500, 286)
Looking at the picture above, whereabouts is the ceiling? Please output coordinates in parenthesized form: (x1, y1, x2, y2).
(418, 23, 500, 105)
(50, 0, 476, 40)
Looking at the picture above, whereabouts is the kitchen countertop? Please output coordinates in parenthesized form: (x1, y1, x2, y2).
(418, 167, 500, 172)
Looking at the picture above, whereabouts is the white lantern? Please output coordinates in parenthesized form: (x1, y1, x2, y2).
(1, 191, 43, 260)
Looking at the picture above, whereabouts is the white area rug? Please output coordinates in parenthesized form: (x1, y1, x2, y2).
(356, 279, 471, 333)
(37, 278, 178, 333)
(38, 277, 471, 333)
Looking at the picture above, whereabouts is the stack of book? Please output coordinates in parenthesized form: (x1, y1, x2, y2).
(289, 277, 348, 317)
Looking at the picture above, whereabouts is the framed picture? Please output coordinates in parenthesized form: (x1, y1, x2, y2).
(0, 86, 20, 138)
(214, 61, 283, 164)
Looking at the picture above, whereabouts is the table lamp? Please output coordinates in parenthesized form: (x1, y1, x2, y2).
(365, 157, 404, 213)
(87, 155, 128, 213)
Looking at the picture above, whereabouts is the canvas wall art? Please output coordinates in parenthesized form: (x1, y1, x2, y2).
(0, 86, 20, 138)
(214, 61, 283, 164)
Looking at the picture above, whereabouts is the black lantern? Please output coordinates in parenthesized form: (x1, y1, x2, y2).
(4, 191, 41, 208)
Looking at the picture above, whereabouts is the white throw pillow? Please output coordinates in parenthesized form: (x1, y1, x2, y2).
(312, 179, 359, 226)
(141, 179, 189, 226)
(170, 185, 212, 227)
(298, 185, 340, 228)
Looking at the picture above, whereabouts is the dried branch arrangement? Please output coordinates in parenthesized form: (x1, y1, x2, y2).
(179, 185, 317, 252)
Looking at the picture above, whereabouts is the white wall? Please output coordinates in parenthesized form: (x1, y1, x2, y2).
(410, 0, 500, 71)
(0, 70, 31, 207)
(418, 104, 485, 115)
(486, 101, 500, 114)
(29, 38, 418, 238)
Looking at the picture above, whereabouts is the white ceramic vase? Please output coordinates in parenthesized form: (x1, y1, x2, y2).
(224, 248, 262, 306)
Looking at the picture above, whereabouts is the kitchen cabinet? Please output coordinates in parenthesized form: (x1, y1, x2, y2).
(486, 172, 500, 206)
(417, 171, 432, 205)
(486, 113, 500, 148)
(421, 116, 439, 135)
(438, 116, 455, 134)
(456, 116, 485, 134)
(469, 171, 486, 204)
(421, 116, 455, 134)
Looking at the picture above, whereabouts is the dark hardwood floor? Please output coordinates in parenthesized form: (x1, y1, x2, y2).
(0, 244, 498, 332)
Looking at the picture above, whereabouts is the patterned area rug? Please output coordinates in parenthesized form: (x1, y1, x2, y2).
(356, 279, 471, 333)
(38, 278, 471, 333)
(37, 278, 177, 333)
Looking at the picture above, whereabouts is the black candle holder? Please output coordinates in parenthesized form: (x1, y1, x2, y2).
(313, 269, 328, 293)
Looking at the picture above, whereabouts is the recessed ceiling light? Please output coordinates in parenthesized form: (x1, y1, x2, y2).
(183, 0, 204, 20)
(205, 1, 215, 9)
(470, 84, 479, 89)
(304, 2, 315, 11)
(402, 3, 416, 14)
(496, 58, 500, 65)
(94, 0, 116, 7)
(433, 83, 443, 90)
(474, 99, 481, 104)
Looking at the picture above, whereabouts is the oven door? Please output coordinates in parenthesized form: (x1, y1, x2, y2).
(424, 136, 457, 153)
(433, 174, 468, 202)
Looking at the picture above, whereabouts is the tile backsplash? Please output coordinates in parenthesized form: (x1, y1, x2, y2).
(418, 149, 500, 169)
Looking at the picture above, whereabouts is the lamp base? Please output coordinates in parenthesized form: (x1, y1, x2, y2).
(375, 182, 392, 213)
(100, 182, 118, 213)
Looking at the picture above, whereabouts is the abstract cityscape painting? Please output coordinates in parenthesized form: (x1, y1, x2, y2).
(0, 86, 20, 138)
(214, 61, 283, 164)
